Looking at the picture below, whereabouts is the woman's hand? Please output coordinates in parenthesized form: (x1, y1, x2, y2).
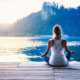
(41, 54, 45, 57)
(71, 51, 74, 54)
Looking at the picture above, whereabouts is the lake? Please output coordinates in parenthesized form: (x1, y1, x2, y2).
(0, 36, 80, 62)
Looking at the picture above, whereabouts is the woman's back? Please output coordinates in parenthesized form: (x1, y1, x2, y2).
(49, 38, 68, 66)
(41, 25, 74, 66)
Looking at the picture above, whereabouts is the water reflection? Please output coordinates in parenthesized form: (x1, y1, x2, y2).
(0, 37, 46, 62)
(18, 46, 47, 62)
(67, 46, 80, 62)
(0, 37, 80, 62)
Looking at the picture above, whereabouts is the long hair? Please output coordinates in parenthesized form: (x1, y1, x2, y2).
(53, 25, 62, 37)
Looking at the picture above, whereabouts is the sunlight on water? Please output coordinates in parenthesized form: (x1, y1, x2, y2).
(0, 37, 44, 62)
(0, 37, 80, 62)
(67, 41, 80, 46)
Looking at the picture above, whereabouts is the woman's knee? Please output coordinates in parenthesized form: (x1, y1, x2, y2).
(43, 55, 49, 62)
(65, 52, 71, 61)
(43, 55, 46, 59)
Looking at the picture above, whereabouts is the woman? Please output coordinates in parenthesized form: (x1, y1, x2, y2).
(41, 25, 74, 66)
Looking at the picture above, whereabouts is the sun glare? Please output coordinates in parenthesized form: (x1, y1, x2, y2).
(0, 2, 16, 23)
(0, 0, 80, 23)
(0, 0, 43, 24)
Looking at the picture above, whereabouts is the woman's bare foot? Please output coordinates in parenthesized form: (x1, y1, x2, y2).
(47, 56, 51, 58)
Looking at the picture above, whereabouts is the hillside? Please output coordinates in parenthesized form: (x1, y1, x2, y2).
(0, 2, 80, 36)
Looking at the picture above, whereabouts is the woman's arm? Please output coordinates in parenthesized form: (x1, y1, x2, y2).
(63, 39, 74, 54)
(41, 40, 52, 57)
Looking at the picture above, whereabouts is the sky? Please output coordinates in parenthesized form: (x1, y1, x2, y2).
(0, 0, 80, 24)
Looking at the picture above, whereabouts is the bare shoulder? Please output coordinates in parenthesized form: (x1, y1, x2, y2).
(48, 39, 54, 47)
(48, 39, 54, 43)
(62, 39, 67, 42)
(62, 39, 67, 46)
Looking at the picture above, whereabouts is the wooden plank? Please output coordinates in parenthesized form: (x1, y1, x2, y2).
(54, 73, 80, 80)
(0, 70, 53, 73)
(13, 68, 53, 71)
(0, 67, 53, 70)
(0, 72, 5, 75)
(0, 62, 20, 65)
(0, 68, 53, 71)
(0, 65, 18, 68)
(4, 72, 54, 76)
(0, 68, 15, 69)
(0, 62, 80, 80)
(3, 75, 54, 79)
(54, 69, 80, 73)
(17, 66, 53, 68)
(0, 69, 14, 71)
(0, 71, 54, 77)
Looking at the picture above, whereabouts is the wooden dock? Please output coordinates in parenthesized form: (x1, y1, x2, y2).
(0, 62, 80, 80)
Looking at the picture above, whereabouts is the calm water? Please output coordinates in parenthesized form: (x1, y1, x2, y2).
(0, 36, 80, 62)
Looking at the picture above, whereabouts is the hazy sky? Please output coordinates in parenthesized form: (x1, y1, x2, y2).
(0, 0, 80, 23)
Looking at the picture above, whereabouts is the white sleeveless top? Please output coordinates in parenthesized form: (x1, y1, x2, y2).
(49, 38, 68, 66)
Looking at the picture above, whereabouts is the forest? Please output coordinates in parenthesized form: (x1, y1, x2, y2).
(0, 2, 80, 37)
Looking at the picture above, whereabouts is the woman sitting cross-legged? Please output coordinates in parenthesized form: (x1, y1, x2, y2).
(41, 25, 74, 67)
